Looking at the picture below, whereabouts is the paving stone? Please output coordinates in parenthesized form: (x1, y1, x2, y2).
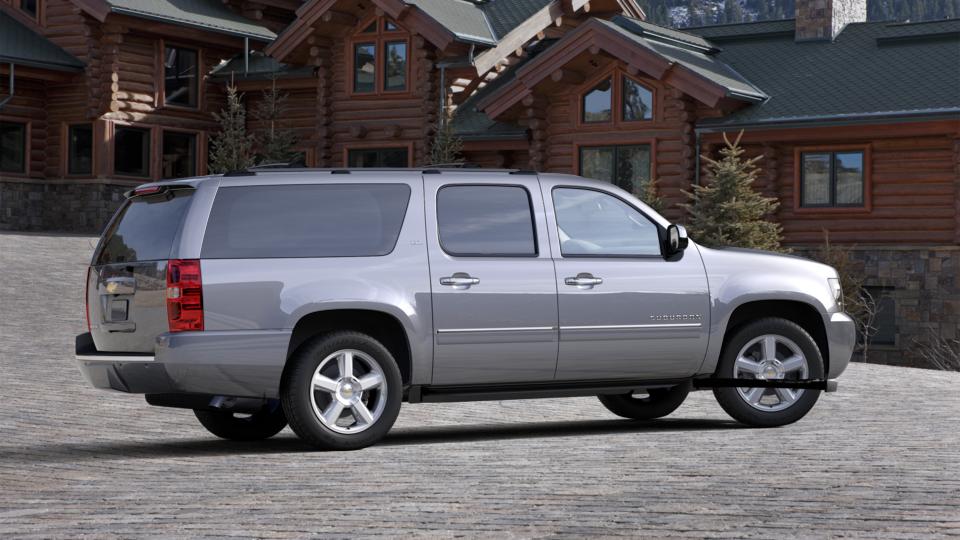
(0, 233, 958, 538)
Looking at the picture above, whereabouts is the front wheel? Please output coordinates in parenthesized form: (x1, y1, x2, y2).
(194, 404, 287, 441)
(713, 317, 824, 428)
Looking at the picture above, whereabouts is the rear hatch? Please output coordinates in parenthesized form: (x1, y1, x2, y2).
(87, 187, 195, 353)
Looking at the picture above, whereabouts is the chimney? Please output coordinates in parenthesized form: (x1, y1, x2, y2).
(795, 0, 867, 42)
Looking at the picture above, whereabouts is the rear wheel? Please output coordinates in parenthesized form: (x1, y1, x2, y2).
(194, 404, 287, 441)
(598, 384, 690, 420)
(282, 331, 402, 450)
(713, 317, 823, 427)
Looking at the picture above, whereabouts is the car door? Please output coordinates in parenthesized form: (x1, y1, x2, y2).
(542, 181, 710, 381)
(424, 174, 559, 385)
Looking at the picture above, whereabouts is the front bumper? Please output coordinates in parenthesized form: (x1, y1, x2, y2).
(826, 312, 856, 379)
(74, 331, 289, 399)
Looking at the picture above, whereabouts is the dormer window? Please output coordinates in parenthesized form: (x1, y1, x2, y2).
(579, 68, 655, 125)
(351, 16, 408, 95)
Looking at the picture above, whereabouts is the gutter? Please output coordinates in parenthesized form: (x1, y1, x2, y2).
(696, 108, 960, 132)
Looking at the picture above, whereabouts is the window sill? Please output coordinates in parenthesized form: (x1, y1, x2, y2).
(793, 205, 872, 214)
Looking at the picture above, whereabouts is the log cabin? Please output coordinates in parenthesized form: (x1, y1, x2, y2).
(0, 0, 958, 365)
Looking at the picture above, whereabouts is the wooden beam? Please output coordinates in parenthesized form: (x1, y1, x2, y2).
(321, 9, 356, 26)
(550, 68, 584, 84)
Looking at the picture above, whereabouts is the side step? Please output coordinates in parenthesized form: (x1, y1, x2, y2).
(406, 379, 690, 404)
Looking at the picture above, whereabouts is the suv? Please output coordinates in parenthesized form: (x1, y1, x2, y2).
(76, 169, 854, 450)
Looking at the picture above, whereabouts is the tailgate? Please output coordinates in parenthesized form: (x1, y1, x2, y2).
(88, 188, 194, 353)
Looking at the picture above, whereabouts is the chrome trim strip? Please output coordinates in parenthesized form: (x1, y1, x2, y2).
(561, 323, 702, 330)
(76, 354, 155, 363)
(436, 326, 556, 334)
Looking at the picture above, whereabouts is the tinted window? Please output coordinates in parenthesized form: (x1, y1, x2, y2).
(0, 122, 26, 174)
(115, 127, 150, 177)
(201, 184, 411, 258)
(437, 185, 536, 257)
(553, 188, 661, 257)
(96, 189, 194, 264)
(164, 46, 198, 108)
(68, 124, 93, 175)
(162, 131, 196, 178)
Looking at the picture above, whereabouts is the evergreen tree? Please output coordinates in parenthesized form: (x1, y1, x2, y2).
(640, 177, 666, 213)
(253, 76, 299, 164)
(428, 118, 464, 166)
(209, 83, 254, 173)
(683, 131, 784, 251)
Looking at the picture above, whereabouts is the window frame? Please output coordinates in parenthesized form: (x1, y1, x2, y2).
(436, 183, 540, 258)
(0, 119, 30, 177)
(18, 0, 42, 24)
(575, 66, 656, 129)
(550, 185, 666, 260)
(157, 40, 202, 110)
(64, 122, 95, 177)
(794, 145, 872, 213)
(343, 143, 413, 167)
(347, 15, 411, 97)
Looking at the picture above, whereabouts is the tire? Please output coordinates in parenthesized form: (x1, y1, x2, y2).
(194, 403, 287, 441)
(713, 317, 824, 428)
(598, 384, 690, 420)
(281, 331, 402, 451)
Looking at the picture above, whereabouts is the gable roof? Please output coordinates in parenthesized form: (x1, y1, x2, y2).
(81, 0, 276, 40)
(0, 11, 85, 72)
(475, 16, 765, 118)
(687, 18, 960, 128)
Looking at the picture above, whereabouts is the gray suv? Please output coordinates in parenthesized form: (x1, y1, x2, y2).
(75, 169, 855, 450)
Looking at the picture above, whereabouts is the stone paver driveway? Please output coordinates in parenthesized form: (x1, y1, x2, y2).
(1, 233, 958, 538)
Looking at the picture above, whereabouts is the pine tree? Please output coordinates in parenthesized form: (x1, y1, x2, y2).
(683, 131, 784, 251)
(209, 83, 254, 173)
(253, 76, 299, 165)
(428, 118, 464, 166)
(640, 177, 666, 213)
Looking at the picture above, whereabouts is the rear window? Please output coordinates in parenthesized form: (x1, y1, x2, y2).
(201, 184, 411, 259)
(95, 189, 194, 265)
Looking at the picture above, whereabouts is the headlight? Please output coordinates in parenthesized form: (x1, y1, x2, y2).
(828, 278, 843, 310)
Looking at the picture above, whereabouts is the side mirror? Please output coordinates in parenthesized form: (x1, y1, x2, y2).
(666, 224, 689, 256)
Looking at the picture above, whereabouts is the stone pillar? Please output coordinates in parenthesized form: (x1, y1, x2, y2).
(795, 0, 866, 41)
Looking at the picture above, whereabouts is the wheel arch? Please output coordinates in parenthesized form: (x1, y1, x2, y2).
(284, 309, 414, 387)
(718, 300, 830, 376)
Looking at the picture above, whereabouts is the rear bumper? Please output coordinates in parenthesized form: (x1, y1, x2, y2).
(74, 331, 289, 399)
(826, 312, 856, 379)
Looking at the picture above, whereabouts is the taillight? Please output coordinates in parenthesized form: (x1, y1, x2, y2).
(166, 259, 204, 332)
(84, 267, 92, 333)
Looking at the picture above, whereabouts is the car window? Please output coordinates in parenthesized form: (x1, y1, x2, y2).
(96, 189, 194, 264)
(552, 187, 661, 257)
(437, 185, 537, 257)
(201, 184, 410, 258)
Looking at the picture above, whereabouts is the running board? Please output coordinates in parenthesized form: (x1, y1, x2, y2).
(406, 379, 690, 404)
(694, 378, 838, 392)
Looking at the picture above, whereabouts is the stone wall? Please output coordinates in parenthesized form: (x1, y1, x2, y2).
(797, 245, 960, 368)
(0, 180, 128, 233)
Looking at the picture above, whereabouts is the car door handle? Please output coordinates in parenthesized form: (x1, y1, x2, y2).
(564, 273, 603, 288)
(440, 273, 480, 289)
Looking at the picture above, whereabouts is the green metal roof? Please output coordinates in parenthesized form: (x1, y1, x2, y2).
(106, 0, 277, 41)
(210, 51, 314, 79)
(687, 18, 960, 127)
(605, 17, 767, 101)
(0, 11, 84, 72)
